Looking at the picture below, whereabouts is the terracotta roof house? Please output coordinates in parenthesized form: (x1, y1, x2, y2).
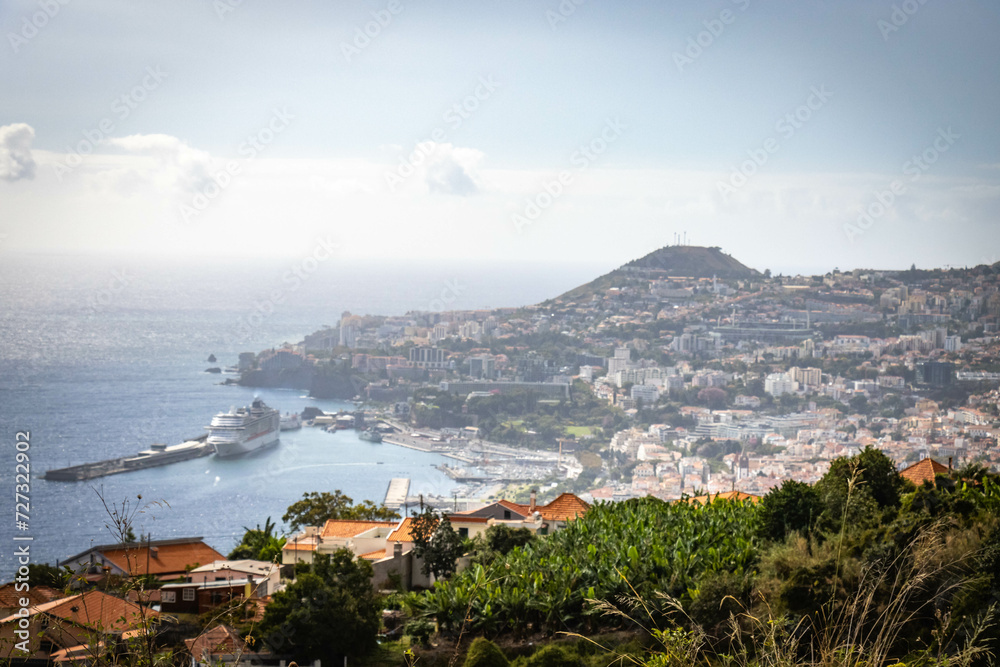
(900, 457, 951, 487)
(457, 491, 590, 533)
(185, 624, 266, 667)
(59, 537, 225, 582)
(160, 560, 280, 615)
(0, 590, 156, 662)
(282, 520, 397, 566)
(0, 583, 62, 618)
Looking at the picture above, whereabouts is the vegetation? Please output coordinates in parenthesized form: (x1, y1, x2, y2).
(258, 550, 381, 661)
(402, 449, 1000, 666)
(228, 516, 285, 562)
(282, 489, 400, 531)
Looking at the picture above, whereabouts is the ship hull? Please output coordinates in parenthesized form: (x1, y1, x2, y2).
(208, 398, 281, 457)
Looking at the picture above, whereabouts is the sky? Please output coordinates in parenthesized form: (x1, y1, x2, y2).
(1, 0, 999, 275)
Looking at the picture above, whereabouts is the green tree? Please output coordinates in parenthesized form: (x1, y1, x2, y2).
(815, 446, 906, 526)
(229, 517, 286, 562)
(411, 510, 465, 579)
(26, 563, 71, 590)
(282, 490, 400, 531)
(259, 550, 380, 661)
(756, 480, 822, 542)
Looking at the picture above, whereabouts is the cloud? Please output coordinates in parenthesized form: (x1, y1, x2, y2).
(104, 133, 212, 194)
(402, 142, 484, 196)
(0, 123, 37, 182)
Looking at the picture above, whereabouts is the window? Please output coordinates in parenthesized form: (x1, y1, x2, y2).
(503, 510, 511, 520)
(182, 588, 196, 601)
(458, 527, 469, 539)
(162, 591, 176, 603)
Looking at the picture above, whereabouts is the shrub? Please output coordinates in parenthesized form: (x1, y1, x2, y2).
(464, 638, 509, 667)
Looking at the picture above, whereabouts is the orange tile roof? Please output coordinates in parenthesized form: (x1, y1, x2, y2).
(1, 590, 155, 633)
(320, 520, 396, 539)
(502, 493, 591, 521)
(100, 541, 225, 578)
(0, 583, 62, 609)
(387, 517, 422, 543)
(535, 493, 591, 521)
(359, 549, 387, 561)
(900, 457, 951, 487)
(184, 625, 249, 661)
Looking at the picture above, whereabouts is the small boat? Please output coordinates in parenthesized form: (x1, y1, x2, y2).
(358, 428, 383, 443)
(280, 412, 302, 431)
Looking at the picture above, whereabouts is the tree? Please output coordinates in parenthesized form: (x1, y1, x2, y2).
(282, 490, 400, 531)
(815, 447, 906, 526)
(259, 550, 380, 661)
(756, 480, 822, 542)
(27, 563, 71, 590)
(411, 509, 465, 579)
(229, 517, 286, 562)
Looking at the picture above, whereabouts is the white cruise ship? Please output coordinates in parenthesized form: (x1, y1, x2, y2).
(208, 398, 280, 457)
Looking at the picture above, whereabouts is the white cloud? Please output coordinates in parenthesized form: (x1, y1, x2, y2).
(0, 123, 37, 182)
(103, 133, 212, 195)
(421, 143, 484, 196)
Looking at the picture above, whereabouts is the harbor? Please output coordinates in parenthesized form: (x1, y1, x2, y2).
(43, 436, 213, 481)
(383, 477, 410, 509)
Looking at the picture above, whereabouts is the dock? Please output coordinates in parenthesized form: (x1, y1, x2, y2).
(384, 478, 410, 509)
(44, 436, 213, 482)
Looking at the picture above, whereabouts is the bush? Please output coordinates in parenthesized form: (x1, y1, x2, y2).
(464, 638, 509, 667)
(513, 644, 583, 667)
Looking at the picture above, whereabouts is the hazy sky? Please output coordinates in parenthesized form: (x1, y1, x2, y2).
(1, 0, 998, 274)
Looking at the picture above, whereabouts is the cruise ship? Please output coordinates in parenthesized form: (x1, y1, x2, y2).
(207, 398, 280, 457)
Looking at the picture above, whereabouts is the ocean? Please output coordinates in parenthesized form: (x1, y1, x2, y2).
(0, 253, 603, 579)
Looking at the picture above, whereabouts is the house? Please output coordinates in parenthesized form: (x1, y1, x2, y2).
(185, 624, 272, 667)
(160, 560, 280, 615)
(899, 457, 951, 487)
(0, 583, 62, 618)
(0, 590, 156, 662)
(60, 537, 225, 582)
(281, 520, 397, 566)
(458, 491, 591, 534)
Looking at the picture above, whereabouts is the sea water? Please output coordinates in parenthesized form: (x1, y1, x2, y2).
(0, 253, 602, 578)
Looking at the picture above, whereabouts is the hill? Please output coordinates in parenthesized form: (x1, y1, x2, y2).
(555, 245, 760, 301)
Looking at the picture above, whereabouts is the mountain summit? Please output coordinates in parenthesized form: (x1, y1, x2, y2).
(556, 246, 760, 301)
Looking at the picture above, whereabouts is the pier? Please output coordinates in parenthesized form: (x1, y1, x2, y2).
(43, 436, 213, 482)
(384, 478, 410, 509)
